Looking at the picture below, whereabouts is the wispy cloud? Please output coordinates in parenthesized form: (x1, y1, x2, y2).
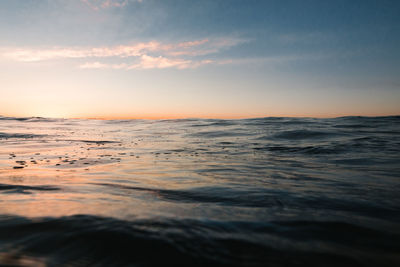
(1, 36, 326, 70)
(2, 37, 246, 70)
(79, 57, 214, 70)
(81, 0, 141, 10)
(131, 55, 191, 69)
(3, 42, 161, 62)
(2, 38, 244, 62)
(79, 61, 128, 69)
(77, 55, 320, 71)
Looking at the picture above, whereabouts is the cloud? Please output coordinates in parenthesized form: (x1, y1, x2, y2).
(81, 0, 141, 10)
(1, 42, 164, 62)
(1, 37, 247, 69)
(2, 38, 243, 62)
(133, 55, 191, 69)
(1, 36, 326, 70)
(166, 37, 246, 57)
(79, 62, 108, 69)
(79, 62, 128, 69)
(79, 56, 213, 70)
(77, 54, 319, 71)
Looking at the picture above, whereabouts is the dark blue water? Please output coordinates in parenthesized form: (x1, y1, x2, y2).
(0, 116, 399, 266)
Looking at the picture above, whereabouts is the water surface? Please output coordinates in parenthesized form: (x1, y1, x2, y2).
(0, 116, 399, 266)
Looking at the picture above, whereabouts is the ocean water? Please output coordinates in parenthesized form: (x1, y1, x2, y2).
(0, 115, 399, 266)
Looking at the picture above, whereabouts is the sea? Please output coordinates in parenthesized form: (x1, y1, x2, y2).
(0, 115, 399, 266)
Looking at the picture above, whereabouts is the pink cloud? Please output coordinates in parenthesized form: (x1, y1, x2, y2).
(80, 62, 128, 69)
(164, 37, 246, 57)
(79, 56, 213, 70)
(2, 37, 247, 70)
(176, 39, 209, 48)
(132, 55, 191, 69)
(2, 42, 161, 62)
(2, 37, 243, 62)
(79, 62, 108, 69)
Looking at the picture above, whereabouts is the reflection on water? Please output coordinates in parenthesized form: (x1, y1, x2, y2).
(0, 115, 400, 266)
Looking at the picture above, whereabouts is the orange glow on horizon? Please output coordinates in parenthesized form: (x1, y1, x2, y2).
(74, 112, 400, 120)
(2, 111, 397, 120)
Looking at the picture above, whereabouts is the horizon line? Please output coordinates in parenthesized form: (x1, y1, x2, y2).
(1, 114, 399, 121)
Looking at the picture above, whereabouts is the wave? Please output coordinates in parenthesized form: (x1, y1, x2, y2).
(252, 144, 347, 154)
(91, 183, 400, 219)
(0, 116, 61, 122)
(66, 140, 121, 144)
(187, 130, 252, 138)
(0, 184, 60, 194)
(0, 214, 399, 267)
(335, 115, 400, 121)
(258, 129, 345, 141)
(188, 120, 238, 128)
(0, 132, 47, 139)
(93, 183, 284, 208)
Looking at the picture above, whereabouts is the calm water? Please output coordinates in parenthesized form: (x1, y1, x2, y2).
(0, 115, 399, 266)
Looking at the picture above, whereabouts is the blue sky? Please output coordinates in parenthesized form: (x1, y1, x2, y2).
(0, 0, 399, 118)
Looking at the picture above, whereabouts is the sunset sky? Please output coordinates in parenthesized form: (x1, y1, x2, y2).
(1, 0, 399, 119)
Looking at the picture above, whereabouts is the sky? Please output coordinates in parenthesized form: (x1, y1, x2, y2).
(0, 0, 399, 119)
